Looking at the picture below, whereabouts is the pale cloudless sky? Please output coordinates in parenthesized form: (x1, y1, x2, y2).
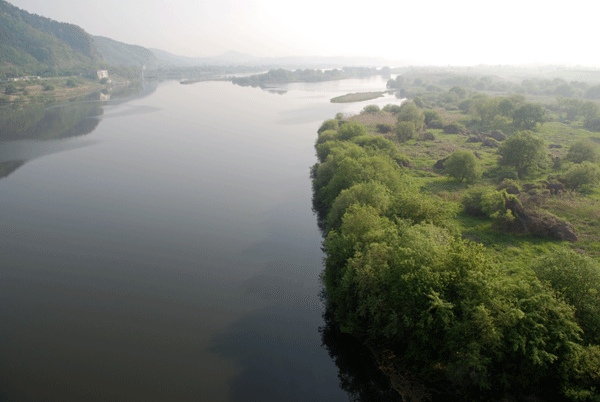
(8, 0, 600, 66)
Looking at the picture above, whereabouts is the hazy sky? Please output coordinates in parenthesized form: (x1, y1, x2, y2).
(8, 0, 599, 66)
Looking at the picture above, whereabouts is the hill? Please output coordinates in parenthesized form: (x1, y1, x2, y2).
(0, 0, 101, 77)
(93, 36, 159, 69)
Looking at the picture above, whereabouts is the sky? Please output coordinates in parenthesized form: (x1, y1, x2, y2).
(7, 0, 600, 66)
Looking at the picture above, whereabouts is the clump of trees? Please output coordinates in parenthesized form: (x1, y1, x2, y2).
(498, 131, 546, 179)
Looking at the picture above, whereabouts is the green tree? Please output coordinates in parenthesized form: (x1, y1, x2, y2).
(532, 249, 600, 345)
(361, 105, 380, 114)
(445, 150, 481, 183)
(566, 140, 600, 164)
(513, 103, 545, 130)
(397, 102, 424, 132)
(337, 121, 367, 141)
(498, 131, 546, 179)
(4, 83, 18, 95)
(564, 161, 600, 190)
(318, 119, 339, 134)
(395, 121, 416, 142)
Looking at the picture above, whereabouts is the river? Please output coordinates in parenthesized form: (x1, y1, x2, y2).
(0, 76, 402, 401)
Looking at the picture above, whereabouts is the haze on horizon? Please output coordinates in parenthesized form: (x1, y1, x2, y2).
(8, 0, 599, 67)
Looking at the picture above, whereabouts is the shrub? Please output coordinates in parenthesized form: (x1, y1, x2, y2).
(462, 186, 519, 226)
(4, 83, 17, 95)
(66, 78, 77, 88)
(564, 161, 600, 190)
(362, 105, 380, 114)
(532, 248, 600, 345)
(419, 132, 436, 141)
(423, 109, 443, 127)
(445, 150, 481, 183)
(397, 102, 424, 132)
(443, 121, 465, 134)
(566, 140, 600, 164)
(396, 121, 416, 142)
(376, 123, 393, 133)
(382, 104, 402, 114)
(338, 121, 367, 141)
(335, 112, 344, 120)
(318, 119, 339, 134)
(43, 83, 55, 91)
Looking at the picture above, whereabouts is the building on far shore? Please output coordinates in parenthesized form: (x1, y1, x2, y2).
(97, 70, 109, 79)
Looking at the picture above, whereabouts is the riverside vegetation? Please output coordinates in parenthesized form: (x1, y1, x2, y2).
(312, 73, 600, 401)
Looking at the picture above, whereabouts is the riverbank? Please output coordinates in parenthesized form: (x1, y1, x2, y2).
(1, 76, 133, 105)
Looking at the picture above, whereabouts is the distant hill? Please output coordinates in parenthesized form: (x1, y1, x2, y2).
(94, 36, 159, 69)
(0, 0, 101, 77)
(0, 0, 399, 80)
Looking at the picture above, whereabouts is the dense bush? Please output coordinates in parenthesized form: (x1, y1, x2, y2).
(567, 140, 600, 164)
(498, 131, 546, 179)
(445, 150, 481, 183)
(376, 123, 392, 133)
(563, 161, 600, 190)
(397, 102, 424, 132)
(382, 104, 402, 114)
(318, 119, 339, 134)
(443, 121, 465, 134)
(395, 121, 416, 142)
(362, 105, 380, 114)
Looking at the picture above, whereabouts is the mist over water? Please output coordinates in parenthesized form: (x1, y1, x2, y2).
(0, 77, 400, 401)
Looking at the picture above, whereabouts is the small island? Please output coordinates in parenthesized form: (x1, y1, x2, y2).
(330, 91, 386, 103)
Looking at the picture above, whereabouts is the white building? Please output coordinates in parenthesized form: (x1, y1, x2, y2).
(97, 70, 109, 79)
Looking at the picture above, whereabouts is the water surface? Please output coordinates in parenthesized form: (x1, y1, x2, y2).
(0, 76, 401, 401)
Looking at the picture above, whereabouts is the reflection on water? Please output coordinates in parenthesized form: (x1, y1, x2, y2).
(0, 83, 158, 178)
(320, 307, 400, 402)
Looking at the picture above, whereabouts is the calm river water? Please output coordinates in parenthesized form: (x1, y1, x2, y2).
(0, 76, 402, 401)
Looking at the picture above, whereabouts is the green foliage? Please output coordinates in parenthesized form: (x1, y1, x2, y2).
(443, 121, 465, 134)
(318, 119, 339, 134)
(99, 77, 109, 84)
(564, 162, 600, 190)
(532, 249, 600, 345)
(567, 140, 600, 164)
(445, 150, 481, 183)
(382, 104, 401, 114)
(43, 83, 55, 91)
(335, 112, 344, 120)
(337, 121, 367, 141)
(386, 75, 404, 89)
(362, 104, 380, 114)
(326, 181, 393, 231)
(513, 103, 546, 130)
(462, 186, 520, 228)
(376, 123, 392, 133)
(397, 101, 424, 132)
(65, 78, 77, 87)
(395, 121, 416, 142)
(498, 131, 546, 179)
(423, 109, 443, 127)
(4, 83, 17, 95)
